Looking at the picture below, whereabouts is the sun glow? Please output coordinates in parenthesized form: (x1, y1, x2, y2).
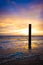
(13, 28, 43, 35)
(5, 28, 43, 35)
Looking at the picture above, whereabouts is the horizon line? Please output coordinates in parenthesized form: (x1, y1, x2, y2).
(0, 35, 43, 37)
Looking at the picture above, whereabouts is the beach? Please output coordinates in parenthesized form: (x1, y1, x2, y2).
(0, 36, 43, 65)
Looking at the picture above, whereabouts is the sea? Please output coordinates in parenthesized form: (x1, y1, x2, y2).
(0, 36, 43, 63)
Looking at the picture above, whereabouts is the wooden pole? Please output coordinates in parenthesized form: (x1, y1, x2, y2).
(28, 24, 31, 50)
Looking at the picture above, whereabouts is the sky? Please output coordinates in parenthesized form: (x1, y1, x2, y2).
(0, 0, 43, 35)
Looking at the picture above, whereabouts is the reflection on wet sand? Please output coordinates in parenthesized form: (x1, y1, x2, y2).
(0, 36, 43, 64)
(0, 36, 43, 54)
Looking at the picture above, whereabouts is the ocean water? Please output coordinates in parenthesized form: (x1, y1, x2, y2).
(0, 36, 43, 63)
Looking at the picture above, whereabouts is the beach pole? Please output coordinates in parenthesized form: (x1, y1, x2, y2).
(28, 24, 31, 50)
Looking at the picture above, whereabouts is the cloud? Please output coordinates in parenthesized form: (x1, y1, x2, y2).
(0, 3, 43, 35)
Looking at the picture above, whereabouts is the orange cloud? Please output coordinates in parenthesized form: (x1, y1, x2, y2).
(0, 4, 43, 35)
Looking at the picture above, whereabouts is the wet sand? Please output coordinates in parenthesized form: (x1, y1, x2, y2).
(0, 48, 43, 65)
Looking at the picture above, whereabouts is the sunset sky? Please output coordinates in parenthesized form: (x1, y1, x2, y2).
(0, 0, 43, 35)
